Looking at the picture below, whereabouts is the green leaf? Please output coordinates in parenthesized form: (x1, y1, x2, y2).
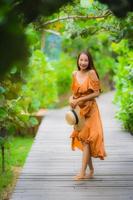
(10, 66, 17, 74)
(0, 86, 6, 94)
(0, 108, 8, 119)
(29, 117, 38, 127)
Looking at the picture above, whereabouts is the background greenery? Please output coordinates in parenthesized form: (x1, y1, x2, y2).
(112, 40, 133, 134)
(0, 136, 33, 200)
(0, 0, 133, 199)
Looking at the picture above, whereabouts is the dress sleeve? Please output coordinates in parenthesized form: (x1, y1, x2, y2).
(89, 70, 101, 92)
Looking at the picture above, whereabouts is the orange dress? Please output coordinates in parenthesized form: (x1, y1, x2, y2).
(70, 70, 107, 160)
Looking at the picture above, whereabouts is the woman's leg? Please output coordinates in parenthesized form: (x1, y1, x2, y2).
(88, 157, 94, 178)
(74, 143, 91, 180)
(88, 157, 93, 170)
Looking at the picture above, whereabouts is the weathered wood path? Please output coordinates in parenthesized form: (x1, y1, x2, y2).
(11, 91, 133, 200)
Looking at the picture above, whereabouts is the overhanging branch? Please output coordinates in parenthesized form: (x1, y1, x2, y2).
(40, 10, 112, 29)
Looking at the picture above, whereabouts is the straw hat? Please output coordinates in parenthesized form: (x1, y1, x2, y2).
(65, 106, 85, 131)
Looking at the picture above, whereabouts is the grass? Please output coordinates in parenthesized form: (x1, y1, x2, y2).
(0, 136, 34, 200)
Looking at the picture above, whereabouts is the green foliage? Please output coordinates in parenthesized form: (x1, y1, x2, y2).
(0, 136, 34, 199)
(26, 25, 41, 50)
(0, 26, 58, 141)
(0, 75, 24, 134)
(20, 49, 58, 110)
(51, 53, 75, 95)
(112, 40, 133, 133)
(50, 0, 131, 48)
(0, 3, 30, 75)
(61, 1, 108, 39)
(103, 13, 133, 44)
(1, 0, 133, 75)
(0, 170, 13, 200)
(0, 0, 73, 75)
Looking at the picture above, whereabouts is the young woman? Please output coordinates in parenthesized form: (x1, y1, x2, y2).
(69, 51, 107, 180)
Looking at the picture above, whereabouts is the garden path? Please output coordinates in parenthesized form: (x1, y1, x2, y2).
(11, 91, 133, 200)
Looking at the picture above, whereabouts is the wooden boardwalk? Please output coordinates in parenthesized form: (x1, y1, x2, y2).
(11, 91, 133, 200)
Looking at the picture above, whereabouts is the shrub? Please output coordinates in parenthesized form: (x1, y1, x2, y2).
(112, 40, 133, 134)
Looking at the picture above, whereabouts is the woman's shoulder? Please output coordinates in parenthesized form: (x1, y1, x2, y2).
(88, 69, 98, 80)
(88, 69, 96, 75)
(72, 70, 78, 76)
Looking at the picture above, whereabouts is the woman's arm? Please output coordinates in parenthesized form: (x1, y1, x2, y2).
(71, 91, 100, 108)
(78, 90, 100, 103)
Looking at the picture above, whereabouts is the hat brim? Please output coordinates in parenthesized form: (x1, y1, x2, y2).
(65, 106, 85, 131)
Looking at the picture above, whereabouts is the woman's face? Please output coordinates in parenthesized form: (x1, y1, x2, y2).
(78, 53, 89, 71)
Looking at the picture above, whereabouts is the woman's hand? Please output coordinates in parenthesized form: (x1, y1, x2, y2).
(69, 96, 73, 107)
(69, 96, 80, 109)
(70, 99, 79, 108)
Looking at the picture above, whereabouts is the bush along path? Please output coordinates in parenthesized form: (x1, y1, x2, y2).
(10, 91, 133, 200)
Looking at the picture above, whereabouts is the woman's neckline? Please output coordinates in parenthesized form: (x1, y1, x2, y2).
(75, 70, 90, 85)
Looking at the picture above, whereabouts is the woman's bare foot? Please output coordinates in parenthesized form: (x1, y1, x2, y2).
(73, 171, 85, 180)
(86, 169, 94, 179)
(73, 172, 92, 180)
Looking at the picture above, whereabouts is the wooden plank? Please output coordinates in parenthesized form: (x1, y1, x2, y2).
(10, 91, 133, 200)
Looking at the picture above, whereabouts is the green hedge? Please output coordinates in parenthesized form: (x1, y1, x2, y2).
(112, 40, 133, 134)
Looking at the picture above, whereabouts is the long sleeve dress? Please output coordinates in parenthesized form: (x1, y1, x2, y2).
(70, 69, 107, 160)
